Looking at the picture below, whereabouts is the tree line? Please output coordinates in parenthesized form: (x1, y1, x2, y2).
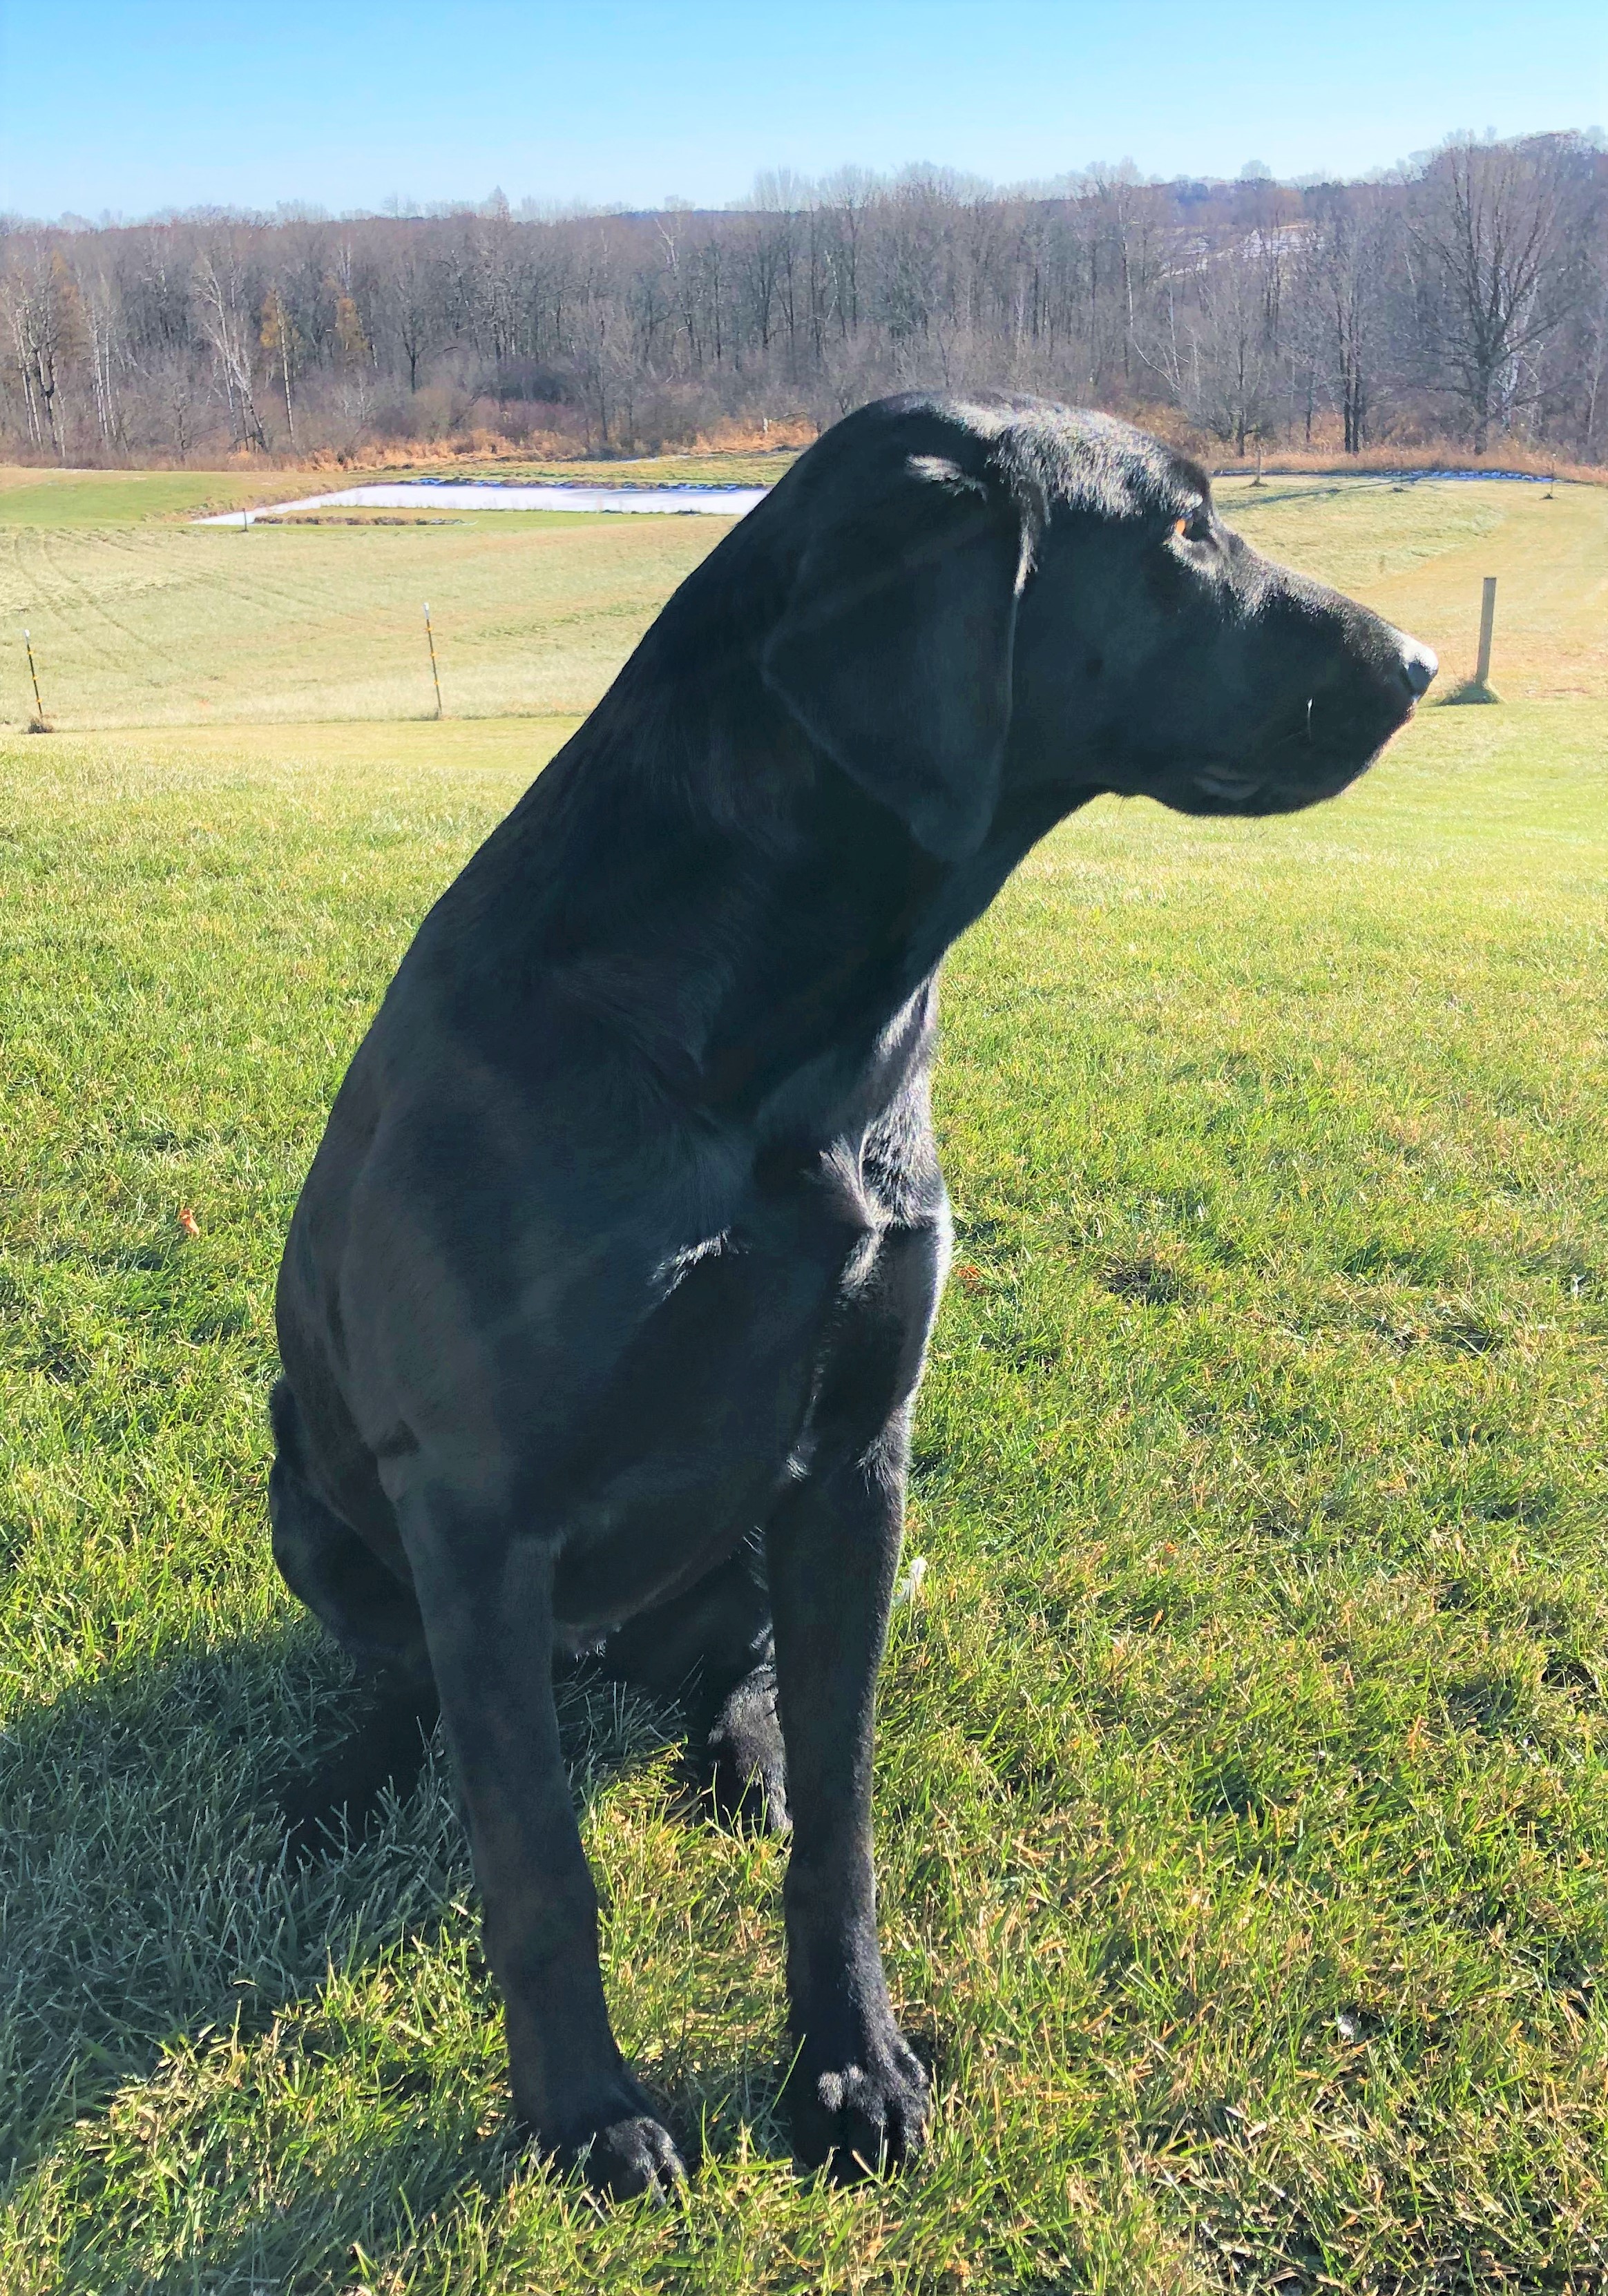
(5, 133, 1606, 468)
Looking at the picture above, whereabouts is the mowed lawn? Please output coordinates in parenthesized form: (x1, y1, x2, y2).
(0, 468, 727, 730)
(0, 466, 1606, 2292)
(3, 459, 1606, 734)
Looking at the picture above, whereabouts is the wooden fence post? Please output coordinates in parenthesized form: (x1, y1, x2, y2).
(23, 628, 48, 731)
(1475, 577, 1497, 689)
(423, 603, 443, 720)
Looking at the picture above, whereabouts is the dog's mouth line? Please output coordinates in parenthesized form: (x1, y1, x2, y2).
(1189, 700, 1408, 800)
(1193, 766, 1263, 802)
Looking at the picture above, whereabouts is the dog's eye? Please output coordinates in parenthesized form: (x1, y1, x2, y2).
(1172, 509, 1209, 545)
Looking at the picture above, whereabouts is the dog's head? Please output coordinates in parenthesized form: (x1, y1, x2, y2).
(756, 394, 1436, 861)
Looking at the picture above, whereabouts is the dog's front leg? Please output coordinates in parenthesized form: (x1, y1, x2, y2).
(767, 1425, 930, 2179)
(399, 1489, 685, 2201)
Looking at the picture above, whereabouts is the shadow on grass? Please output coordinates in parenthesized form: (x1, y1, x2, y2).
(0, 1620, 738, 2221)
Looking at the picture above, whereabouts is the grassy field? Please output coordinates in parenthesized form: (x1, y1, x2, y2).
(3, 463, 1605, 735)
(0, 467, 727, 729)
(375, 449, 804, 489)
(1, 467, 1605, 2292)
(0, 467, 336, 528)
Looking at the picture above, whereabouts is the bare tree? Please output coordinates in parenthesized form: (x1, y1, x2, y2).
(1408, 135, 1580, 451)
(193, 238, 269, 450)
(2, 249, 87, 459)
(1303, 186, 1395, 452)
(1580, 242, 1608, 458)
(1138, 225, 1284, 456)
(1, 133, 1602, 467)
(260, 282, 298, 447)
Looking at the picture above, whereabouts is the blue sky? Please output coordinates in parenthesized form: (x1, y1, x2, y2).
(5, 0, 1604, 221)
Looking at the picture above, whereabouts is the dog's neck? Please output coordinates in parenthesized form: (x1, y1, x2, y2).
(468, 674, 1083, 1130)
(692, 769, 1082, 1123)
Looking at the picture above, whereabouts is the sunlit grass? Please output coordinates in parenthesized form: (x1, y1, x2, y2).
(0, 506, 728, 731)
(1, 674, 1605, 2288)
(3, 465, 1605, 738)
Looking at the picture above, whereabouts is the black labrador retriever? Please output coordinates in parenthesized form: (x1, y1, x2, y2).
(270, 393, 1436, 2197)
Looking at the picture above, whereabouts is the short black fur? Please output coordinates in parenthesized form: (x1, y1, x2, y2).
(270, 394, 1435, 2197)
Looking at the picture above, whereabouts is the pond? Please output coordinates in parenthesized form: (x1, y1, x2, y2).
(197, 481, 769, 525)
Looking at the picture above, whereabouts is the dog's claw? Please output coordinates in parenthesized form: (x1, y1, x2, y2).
(787, 2029, 930, 2181)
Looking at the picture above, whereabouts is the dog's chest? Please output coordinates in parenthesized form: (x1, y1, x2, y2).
(547, 1190, 932, 1637)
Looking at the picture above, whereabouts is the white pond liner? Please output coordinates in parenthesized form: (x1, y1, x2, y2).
(197, 481, 769, 525)
(198, 465, 1565, 530)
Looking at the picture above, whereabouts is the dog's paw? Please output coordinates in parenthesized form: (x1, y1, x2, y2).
(568, 2113, 687, 2203)
(532, 2075, 687, 2203)
(785, 2024, 930, 2181)
(705, 1661, 790, 1834)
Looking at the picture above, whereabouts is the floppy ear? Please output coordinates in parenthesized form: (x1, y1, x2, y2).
(760, 455, 1024, 861)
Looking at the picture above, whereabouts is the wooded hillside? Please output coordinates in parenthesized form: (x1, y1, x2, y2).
(7, 134, 1605, 467)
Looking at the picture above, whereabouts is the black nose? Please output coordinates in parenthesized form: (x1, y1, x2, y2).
(1397, 637, 1438, 700)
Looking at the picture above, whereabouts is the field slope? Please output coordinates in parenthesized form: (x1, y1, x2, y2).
(0, 474, 1605, 2293)
(2, 465, 1605, 733)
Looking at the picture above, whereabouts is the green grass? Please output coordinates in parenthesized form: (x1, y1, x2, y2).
(1, 477, 1606, 2291)
(5, 469, 1605, 737)
(0, 453, 796, 536)
(0, 468, 327, 529)
(0, 505, 727, 730)
(374, 450, 804, 489)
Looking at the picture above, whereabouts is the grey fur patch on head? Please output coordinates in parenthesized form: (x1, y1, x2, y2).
(990, 401, 1185, 523)
(905, 454, 990, 499)
(891, 393, 1178, 521)
(894, 392, 1197, 585)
